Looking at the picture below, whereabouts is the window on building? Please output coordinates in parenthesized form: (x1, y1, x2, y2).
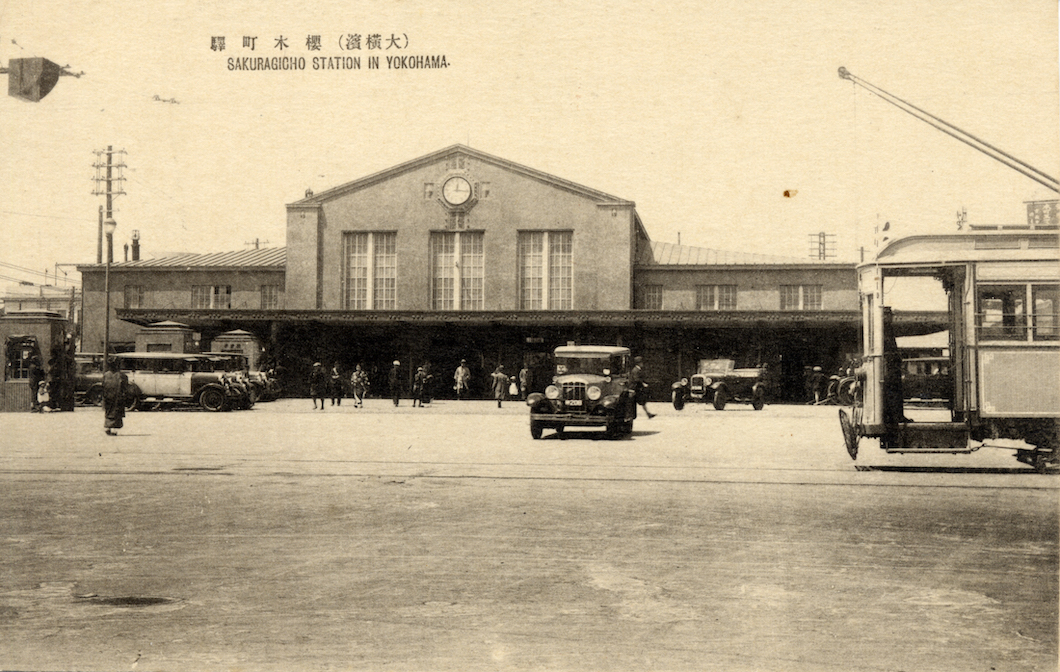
(696, 284, 737, 310)
(424, 183, 435, 200)
(342, 232, 397, 310)
(780, 284, 823, 310)
(430, 231, 484, 310)
(124, 285, 145, 309)
(261, 285, 281, 310)
(191, 285, 231, 309)
(640, 285, 663, 310)
(518, 231, 573, 310)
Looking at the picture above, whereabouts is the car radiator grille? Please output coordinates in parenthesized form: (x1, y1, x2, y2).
(690, 375, 707, 392)
(562, 382, 587, 408)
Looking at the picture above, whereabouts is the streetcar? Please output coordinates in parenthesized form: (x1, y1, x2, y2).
(839, 225, 1059, 471)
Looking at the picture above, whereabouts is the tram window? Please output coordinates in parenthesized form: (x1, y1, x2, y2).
(977, 284, 1027, 341)
(1032, 284, 1059, 341)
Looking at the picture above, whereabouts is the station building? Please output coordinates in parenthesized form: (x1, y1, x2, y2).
(79, 145, 945, 400)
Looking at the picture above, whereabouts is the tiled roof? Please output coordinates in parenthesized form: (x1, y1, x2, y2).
(641, 241, 821, 266)
(100, 248, 286, 269)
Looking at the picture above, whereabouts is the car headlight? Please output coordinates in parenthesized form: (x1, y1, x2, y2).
(545, 385, 561, 400)
(703, 377, 713, 386)
(586, 385, 602, 401)
(681, 378, 688, 386)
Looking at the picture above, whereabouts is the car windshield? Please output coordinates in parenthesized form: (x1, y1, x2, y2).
(555, 354, 626, 376)
(698, 359, 735, 374)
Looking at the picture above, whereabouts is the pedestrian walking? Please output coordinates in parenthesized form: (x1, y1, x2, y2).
(810, 366, 827, 404)
(389, 360, 402, 406)
(629, 356, 655, 418)
(101, 358, 128, 435)
(308, 362, 327, 410)
(454, 359, 471, 400)
(490, 365, 508, 408)
(518, 365, 530, 400)
(350, 363, 369, 407)
(412, 366, 427, 407)
(329, 361, 344, 406)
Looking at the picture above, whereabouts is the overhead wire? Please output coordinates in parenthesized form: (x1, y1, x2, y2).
(838, 67, 1059, 194)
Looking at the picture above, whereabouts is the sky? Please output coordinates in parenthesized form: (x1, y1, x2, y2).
(1, 0, 1057, 291)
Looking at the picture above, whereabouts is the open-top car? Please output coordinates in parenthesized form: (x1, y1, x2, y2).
(526, 345, 638, 439)
(671, 358, 769, 411)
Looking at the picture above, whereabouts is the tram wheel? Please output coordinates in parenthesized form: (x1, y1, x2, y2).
(839, 408, 860, 461)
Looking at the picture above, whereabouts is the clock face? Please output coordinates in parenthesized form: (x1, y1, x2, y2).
(442, 176, 472, 205)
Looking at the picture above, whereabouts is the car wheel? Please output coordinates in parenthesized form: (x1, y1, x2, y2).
(752, 390, 765, 411)
(85, 385, 103, 407)
(199, 388, 226, 412)
(712, 388, 728, 411)
(530, 420, 543, 440)
(672, 389, 685, 411)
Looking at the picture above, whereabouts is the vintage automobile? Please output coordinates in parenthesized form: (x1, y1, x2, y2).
(84, 352, 251, 411)
(526, 345, 638, 439)
(900, 356, 953, 404)
(670, 358, 769, 411)
(74, 352, 106, 405)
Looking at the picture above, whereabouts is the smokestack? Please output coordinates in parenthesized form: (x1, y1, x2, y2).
(131, 230, 140, 261)
(123, 243, 129, 262)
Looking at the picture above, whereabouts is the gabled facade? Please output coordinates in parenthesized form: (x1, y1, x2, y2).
(286, 145, 646, 313)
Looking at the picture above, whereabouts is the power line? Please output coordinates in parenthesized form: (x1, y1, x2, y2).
(0, 209, 97, 223)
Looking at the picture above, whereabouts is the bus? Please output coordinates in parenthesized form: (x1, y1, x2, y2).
(839, 226, 1059, 471)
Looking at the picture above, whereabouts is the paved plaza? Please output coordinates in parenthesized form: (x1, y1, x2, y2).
(1, 399, 1057, 671)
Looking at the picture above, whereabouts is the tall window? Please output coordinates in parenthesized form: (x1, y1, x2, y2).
(191, 285, 231, 309)
(640, 285, 663, 310)
(260, 285, 281, 310)
(518, 231, 573, 310)
(780, 284, 822, 310)
(696, 285, 737, 310)
(430, 231, 484, 310)
(342, 232, 397, 309)
(124, 285, 145, 309)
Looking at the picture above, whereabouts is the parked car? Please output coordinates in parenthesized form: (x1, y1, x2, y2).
(901, 356, 953, 403)
(670, 358, 771, 410)
(102, 352, 250, 411)
(74, 353, 106, 405)
(526, 345, 638, 439)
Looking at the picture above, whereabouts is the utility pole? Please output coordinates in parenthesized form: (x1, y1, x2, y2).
(92, 146, 127, 263)
(807, 232, 836, 260)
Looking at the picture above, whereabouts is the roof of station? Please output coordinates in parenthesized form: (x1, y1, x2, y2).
(78, 247, 286, 270)
(639, 240, 844, 267)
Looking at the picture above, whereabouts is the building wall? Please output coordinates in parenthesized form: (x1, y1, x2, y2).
(80, 268, 284, 352)
(287, 155, 636, 312)
(633, 266, 858, 311)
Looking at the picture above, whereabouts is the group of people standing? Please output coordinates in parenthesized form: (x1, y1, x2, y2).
(308, 361, 371, 410)
(307, 359, 533, 409)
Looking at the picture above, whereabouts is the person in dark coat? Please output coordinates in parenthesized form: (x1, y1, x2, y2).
(28, 356, 44, 413)
(389, 360, 402, 406)
(101, 359, 128, 435)
(329, 361, 344, 406)
(629, 356, 655, 418)
(308, 362, 327, 410)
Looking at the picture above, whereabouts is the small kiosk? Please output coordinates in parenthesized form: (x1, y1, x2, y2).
(1, 310, 69, 412)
